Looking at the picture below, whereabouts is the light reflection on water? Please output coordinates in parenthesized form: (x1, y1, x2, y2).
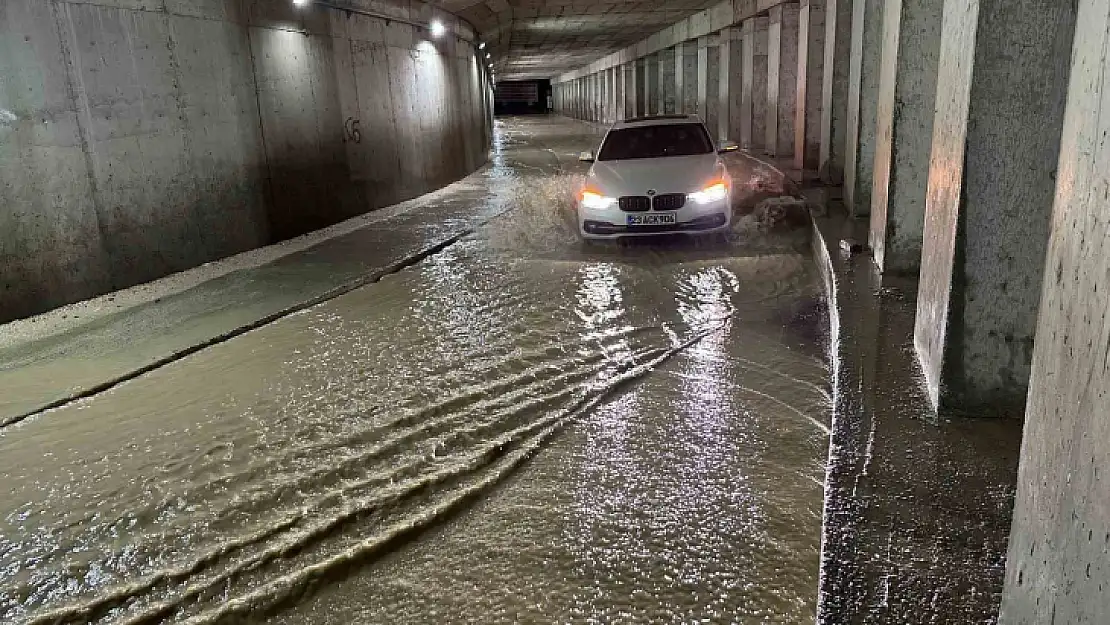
(0, 116, 829, 625)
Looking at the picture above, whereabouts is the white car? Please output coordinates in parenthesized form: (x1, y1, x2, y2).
(576, 115, 739, 241)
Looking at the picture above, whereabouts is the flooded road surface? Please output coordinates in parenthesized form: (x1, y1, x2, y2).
(0, 117, 830, 624)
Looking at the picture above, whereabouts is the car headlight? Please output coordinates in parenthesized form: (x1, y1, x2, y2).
(580, 189, 617, 210)
(688, 181, 729, 205)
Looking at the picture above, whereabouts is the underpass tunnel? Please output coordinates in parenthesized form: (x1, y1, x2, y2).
(2, 0, 1109, 622)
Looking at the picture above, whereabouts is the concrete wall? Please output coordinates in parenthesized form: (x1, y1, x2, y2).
(798, 0, 825, 170)
(868, 0, 943, 276)
(843, 0, 884, 216)
(1001, 2, 1110, 620)
(0, 0, 490, 323)
(914, 0, 1076, 413)
(752, 17, 770, 153)
(820, 0, 853, 182)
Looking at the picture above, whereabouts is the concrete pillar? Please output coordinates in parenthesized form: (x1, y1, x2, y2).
(599, 71, 608, 121)
(698, 36, 710, 122)
(599, 72, 608, 122)
(587, 74, 595, 121)
(698, 37, 721, 140)
(589, 75, 594, 120)
(681, 40, 699, 114)
(576, 78, 582, 119)
(644, 55, 659, 116)
(745, 17, 770, 152)
(596, 72, 604, 122)
(573, 80, 579, 118)
(868, 0, 944, 276)
(820, 0, 854, 183)
(844, 0, 884, 216)
(594, 72, 603, 121)
(1000, 2, 1110, 620)
(795, 0, 826, 170)
(584, 76, 591, 121)
(718, 27, 742, 143)
(659, 47, 676, 114)
(600, 71, 607, 121)
(673, 44, 686, 113)
(620, 64, 630, 119)
(610, 67, 619, 123)
(913, 0, 1076, 414)
(583, 76, 590, 120)
(630, 61, 642, 117)
(574, 79, 581, 119)
(740, 20, 756, 149)
(767, 4, 800, 159)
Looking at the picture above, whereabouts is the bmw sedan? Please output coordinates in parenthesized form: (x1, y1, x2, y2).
(576, 115, 739, 241)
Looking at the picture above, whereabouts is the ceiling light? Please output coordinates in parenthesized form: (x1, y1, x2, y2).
(430, 20, 445, 37)
(292, 0, 310, 6)
(479, 42, 486, 50)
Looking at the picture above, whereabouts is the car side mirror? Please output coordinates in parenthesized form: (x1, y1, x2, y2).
(578, 151, 595, 163)
(718, 141, 740, 154)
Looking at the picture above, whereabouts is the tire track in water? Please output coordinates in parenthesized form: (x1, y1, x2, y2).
(12, 321, 723, 625)
(175, 322, 727, 625)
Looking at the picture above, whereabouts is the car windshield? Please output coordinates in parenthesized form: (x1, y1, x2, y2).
(597, 123, 714, 161)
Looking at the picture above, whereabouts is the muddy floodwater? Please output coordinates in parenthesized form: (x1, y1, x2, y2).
(0, 117, 830, 624)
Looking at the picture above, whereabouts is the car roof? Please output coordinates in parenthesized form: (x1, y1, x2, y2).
(611, 114, 705, 130)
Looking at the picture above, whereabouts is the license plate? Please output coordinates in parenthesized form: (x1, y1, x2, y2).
(627, 214, 677, 226)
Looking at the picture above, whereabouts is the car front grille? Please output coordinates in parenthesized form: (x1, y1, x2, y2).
(618, 196, 651, 212)
(652, 194, 687, 211)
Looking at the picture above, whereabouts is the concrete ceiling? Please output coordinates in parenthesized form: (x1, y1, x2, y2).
(433, 0, 721, 80)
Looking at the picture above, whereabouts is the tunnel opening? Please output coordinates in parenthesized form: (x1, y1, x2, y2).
(493, 79, 553, 115)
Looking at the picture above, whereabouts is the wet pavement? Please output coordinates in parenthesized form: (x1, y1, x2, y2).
(0, 116, 830, 624)
(811, 207, 1022, 624)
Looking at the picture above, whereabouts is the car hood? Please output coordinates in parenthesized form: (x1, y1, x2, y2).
(587, 154, 724, 197)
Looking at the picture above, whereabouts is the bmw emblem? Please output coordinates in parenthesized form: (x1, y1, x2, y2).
(646, 189, 657, 196)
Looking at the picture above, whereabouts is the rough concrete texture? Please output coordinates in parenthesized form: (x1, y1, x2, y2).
(453, 0, 722, 81)
(766, 6, 783, 155)
(673, 43, 687, 114)
(612, 66, 621, 122)
(740, 19, 756, 148)
(1000, 2, 1110, 621)
(820, 0, 853, 183)
(752, 17, 770, 153)
(774, 4, 799, 158)
(657, 47, 674, 114)
(635, 57, 647, 116)
(915, 0, 1076, 414)
(868, 0, 942, 276)
(796, 0, 825, 170)
(718, 29, 740, 142)
(843, 0, 882, 216)
(681, 40, 700, 116)
(0, 0, 490, 324)
(645, 54, 661, 116)
(719, 28, 745, 143)
(620, 65, 630, 118)
(697, 37, 720, 136)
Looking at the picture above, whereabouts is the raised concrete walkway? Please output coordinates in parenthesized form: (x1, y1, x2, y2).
(810, 203, 1023, 623)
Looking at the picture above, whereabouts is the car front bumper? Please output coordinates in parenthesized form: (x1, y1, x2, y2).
(577, 198, 732, 239)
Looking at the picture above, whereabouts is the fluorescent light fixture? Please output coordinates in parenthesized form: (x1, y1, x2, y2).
(430, 20, 446, 37)
(292, 0, 310, 6)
